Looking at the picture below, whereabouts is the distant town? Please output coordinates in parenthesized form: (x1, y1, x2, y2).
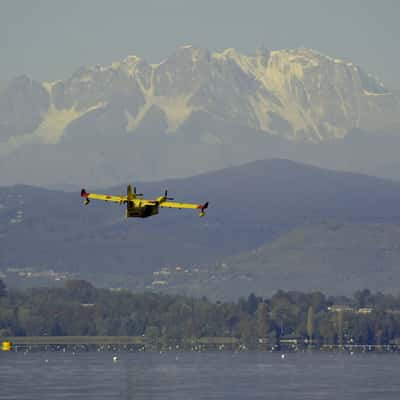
(1, 267, 75, 288)
(0, 264, 211, 291)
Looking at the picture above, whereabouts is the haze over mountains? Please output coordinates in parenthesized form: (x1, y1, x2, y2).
(1, 44, 400, 298)
(2, 159, 400, 298)
(1, 46, 400, 187)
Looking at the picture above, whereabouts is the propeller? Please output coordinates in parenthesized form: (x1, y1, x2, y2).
(164, 190, 174, 200)
(134, 186, 143, 196)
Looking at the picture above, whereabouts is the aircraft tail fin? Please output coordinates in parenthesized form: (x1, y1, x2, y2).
(127, 184, 134, 201)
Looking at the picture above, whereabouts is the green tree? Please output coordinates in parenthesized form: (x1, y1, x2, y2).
(64, 280, 94, 303)
(354, 289, 373, 308)
(306, 305, 314, 346)
(256, 302, 269, 350)
(237, 314, 254, 344)
(0, 279, 7, 297)
(256, 303, 268, 337)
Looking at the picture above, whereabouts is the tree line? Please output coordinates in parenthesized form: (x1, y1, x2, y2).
(1, 279, 400, 348)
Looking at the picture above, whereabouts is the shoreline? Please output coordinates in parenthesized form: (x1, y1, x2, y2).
(2, 336, 400, 353)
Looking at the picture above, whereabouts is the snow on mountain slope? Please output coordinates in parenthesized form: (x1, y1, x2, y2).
(2, 45, 396, 147)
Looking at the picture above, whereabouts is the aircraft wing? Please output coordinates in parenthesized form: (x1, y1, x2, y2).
(160, 200, 209, 216)
(81, 189, 126, 204)
(160, 201, 201, 209)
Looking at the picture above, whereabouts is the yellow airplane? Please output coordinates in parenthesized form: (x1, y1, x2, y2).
(80, 185, 209, 218)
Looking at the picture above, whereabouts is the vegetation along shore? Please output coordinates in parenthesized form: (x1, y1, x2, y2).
(1, 279, 400, 351)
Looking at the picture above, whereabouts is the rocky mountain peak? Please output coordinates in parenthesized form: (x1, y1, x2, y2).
(1, 46, 400, 186)
(2, 46, 398, 144)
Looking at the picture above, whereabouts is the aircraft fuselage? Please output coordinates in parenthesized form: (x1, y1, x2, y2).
(126, 203, 159, 218)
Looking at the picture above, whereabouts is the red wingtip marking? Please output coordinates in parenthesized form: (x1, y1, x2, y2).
(81, 189, 89, 198)
(198, 202, 209, 211)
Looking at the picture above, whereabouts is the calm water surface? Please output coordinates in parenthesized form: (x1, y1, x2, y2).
(1, 351, 399, 399)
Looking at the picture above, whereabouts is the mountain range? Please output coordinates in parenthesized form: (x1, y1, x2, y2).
(1, 46, 400, 186)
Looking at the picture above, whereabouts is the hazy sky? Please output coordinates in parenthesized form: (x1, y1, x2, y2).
(1, 0, 399, 88)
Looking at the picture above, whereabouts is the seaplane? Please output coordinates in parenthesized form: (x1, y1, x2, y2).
(80, 185, 209, 218)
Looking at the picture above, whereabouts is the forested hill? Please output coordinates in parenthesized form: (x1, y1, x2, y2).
(164, 223, 400, 300)
(2, 159, 400, 283)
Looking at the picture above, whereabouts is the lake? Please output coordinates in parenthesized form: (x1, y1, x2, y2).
(1, 351, 400, 399)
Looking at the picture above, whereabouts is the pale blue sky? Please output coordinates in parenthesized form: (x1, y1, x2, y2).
(1, 0, 399, 88)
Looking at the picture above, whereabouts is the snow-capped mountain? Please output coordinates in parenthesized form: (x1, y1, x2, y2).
(1, 46, 400, 186)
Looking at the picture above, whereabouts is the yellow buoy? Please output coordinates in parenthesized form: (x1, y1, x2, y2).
(1, 341, 12, 351)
